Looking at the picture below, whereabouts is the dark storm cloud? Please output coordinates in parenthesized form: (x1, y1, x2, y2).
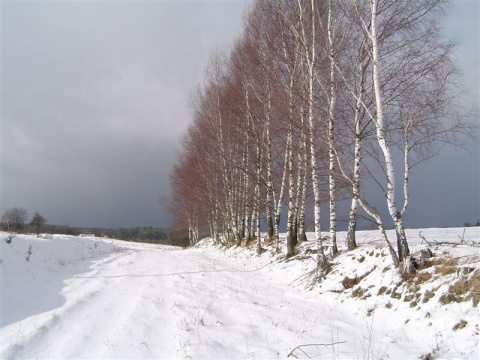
(0, 0, 478, 229)
(1, 1, 249, 227)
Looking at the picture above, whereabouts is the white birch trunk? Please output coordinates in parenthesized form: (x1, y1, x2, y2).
(357, 196, 399, 266)
(286, 120, 297, 257)
(295, 150, 303, 242)
(298, 136, 308, 243)
(298, 0, 327, 267)
(255, 134, 263, 255)
(277, 27, 299, 254)
(346, 56, 367, 251)
(370, 0, 409, 264)
(346, 130, 361, 251)
(275, 133, 290, 252)
(265, 98, 274, 241)
(243, 81, 254, 243)
(327, 0, 338, 255)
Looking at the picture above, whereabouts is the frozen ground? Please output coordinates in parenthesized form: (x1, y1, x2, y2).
(0, 227, 479, 359)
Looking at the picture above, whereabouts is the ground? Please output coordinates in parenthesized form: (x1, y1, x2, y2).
(0, 227, 479, 359)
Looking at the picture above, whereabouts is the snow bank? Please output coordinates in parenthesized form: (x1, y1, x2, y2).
(0, 233, 126, 327)
(195, 227, 480, 359)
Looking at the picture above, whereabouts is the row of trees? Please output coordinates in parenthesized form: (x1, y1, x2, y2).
(169, 0, 471, 273)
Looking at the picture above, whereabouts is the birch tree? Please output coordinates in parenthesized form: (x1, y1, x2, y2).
(344, 0, 467, 269)
(290, 0, 328, 266)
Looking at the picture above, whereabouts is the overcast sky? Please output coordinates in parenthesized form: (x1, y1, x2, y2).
(1, 0, 479, 229)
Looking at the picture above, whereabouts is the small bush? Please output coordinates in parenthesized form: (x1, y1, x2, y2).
(5, 234, 15, 244)
(25, 245, 32, 261)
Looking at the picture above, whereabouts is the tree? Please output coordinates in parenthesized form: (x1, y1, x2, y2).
(336, 0, 470, 271)
(1, 207, 28, 232)
(30, 211, 47, 234)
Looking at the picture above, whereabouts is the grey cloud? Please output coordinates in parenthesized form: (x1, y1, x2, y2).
(1, 1, 248, 227)
(0, 0, 478, 229)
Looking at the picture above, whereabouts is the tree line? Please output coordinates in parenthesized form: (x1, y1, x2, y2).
(168, 0, 473, 273)
(0, 207, 170, 245)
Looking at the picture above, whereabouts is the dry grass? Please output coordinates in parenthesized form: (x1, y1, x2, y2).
(352, 286, 365, 298)
(341, 276, 357, 289)
(390, 291, 401, 299)
(439, 270, 480, 307)
(341, 267, 376, 290)
(377, 286, 388, 296)
(263, 237, 274, 247)
(414, 256, 457, 272)
(430, 257, 458, 275)
(423, 289, 436, 303)
(416, 272, 433, 284)
(435, 264, 457, 276)
(452, 320, 468, 331)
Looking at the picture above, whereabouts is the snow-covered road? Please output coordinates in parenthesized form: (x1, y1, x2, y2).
(2, 238, 341, 359)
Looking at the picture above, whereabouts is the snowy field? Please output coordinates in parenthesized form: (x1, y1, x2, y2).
(0, 227, 479, 359)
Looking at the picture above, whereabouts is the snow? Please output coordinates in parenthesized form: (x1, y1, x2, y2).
(1, 228, 479, 359)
